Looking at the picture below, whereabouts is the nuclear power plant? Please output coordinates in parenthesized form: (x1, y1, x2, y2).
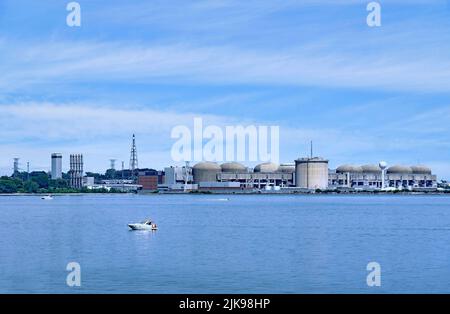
(161, 152, 329, 192)
(5, 135, 441, 194)
(186, 156, 329, 191)
(161, 157, 438, 193)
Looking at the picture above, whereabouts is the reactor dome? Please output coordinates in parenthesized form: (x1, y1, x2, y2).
(254, 162, 279, 173)
(411, 165, 432, 175)
(361, 164, 381, 173)
(193, 161, 221, 171)
(387, 165, 413, 174)
(336, 165, 363, 173)
(192, 161, 222, 183)
(221, 162, 246, 173)
(278, 163, 295, 173)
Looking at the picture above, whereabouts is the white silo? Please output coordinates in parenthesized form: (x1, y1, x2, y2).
(51, 153, 63, 179)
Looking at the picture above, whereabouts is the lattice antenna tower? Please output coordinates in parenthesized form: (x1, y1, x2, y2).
(129, 134, 138, 172)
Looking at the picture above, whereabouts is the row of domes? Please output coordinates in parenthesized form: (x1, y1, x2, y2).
(192, 162, 295, 173)
(192, 162, 433, 175)
(336, 164, 432, 175)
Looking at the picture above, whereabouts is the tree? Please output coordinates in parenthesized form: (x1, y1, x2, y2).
(105, 169, 117, 180)
(30, 171, 49, 188)
(49, 179, 68, 189)
(23, 181, 39, 193)
(0, 177, 20, 193)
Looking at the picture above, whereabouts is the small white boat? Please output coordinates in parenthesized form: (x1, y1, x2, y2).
(41, 195, 53, 200)
(128, 219, 158, 231)
(206, 198, 229, 202)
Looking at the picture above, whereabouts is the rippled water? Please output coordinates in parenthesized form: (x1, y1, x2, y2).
(0, 194, 449, 293)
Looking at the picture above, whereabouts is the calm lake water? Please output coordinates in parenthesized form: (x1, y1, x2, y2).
(0, 194, 449, 293)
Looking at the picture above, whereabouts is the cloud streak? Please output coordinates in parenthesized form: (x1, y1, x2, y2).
(0, 1, 449, 179)
(2, 36, 450, 93)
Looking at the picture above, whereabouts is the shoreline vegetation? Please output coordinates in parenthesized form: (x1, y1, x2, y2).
(0, 172, 125, 195)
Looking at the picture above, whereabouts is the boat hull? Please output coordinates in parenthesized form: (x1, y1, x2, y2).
(128, 224, 157, 231)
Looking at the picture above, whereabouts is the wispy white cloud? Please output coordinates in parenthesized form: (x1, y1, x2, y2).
(2, 35, 450, 93)
(0, 1, 449, 179)
(88, 0, 445, 29)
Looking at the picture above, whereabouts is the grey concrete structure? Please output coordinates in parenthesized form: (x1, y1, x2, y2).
(278, 163, 295, 173)
(221, 162, 247, 173)
(164, 166, 192, 185)
(190, 161, 294, 189)
(192, 162, 221, 184)
(329, 164, 437, 190)
(69, 154, 83, 189)
(254, 162, 279, 173)
(295, 157, 329, 189)
(51, 153, 62, 179)
(217, 171, 293, 189)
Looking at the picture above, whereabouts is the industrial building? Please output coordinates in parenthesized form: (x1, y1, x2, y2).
(186, 161, 296, 191)
(329, 164, 437, 190)
(217, 162, 294, 190)
(83, 178, 143, 192)
(69, 154, 83, 189)
(162, 157, 437, 193)
(159, 166, 197, 191)
(295, 157, 329, 190)
(137, 169, 164, 191)
(51, 153, 62, 179)
(165, 166, 192, 185)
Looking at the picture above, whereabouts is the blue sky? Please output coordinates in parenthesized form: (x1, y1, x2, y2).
(0, 0, 450, 179)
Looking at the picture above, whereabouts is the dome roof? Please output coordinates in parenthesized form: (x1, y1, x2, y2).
(336, 165, 363, 173)
(221, 162, 246, 172)
(411, 165, 432, 175)
(193, 161, 221, 171)
(361, 164, 381, 173)
(278, 163, 295, 173)
(254, 162, 279, 173)
(387, 165, 413, 174)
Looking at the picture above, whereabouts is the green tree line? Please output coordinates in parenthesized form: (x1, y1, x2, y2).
(0, 171, 122, 194)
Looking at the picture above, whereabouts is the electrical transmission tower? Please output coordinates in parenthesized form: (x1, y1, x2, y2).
(129, 134, 138, 173)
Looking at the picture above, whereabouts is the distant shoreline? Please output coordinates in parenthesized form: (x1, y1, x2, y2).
(1, 191, 449, 197)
